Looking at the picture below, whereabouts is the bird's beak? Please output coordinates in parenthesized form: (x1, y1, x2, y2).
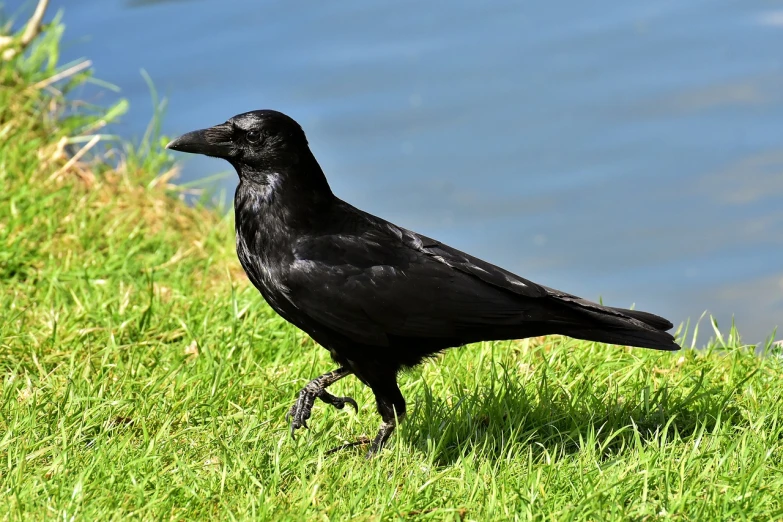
(166, 124, 233, 158)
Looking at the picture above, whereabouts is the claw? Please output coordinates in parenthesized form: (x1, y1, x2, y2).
(287, 389, 316, 438)
(319, 391, 358, 413)
(343, 397, 359, 412)
(286, 368, 355, 438)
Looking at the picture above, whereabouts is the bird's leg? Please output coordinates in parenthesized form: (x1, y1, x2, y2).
(286, 367, 357, 436)
(324, 413, 404, 457)
(365, 383, 406, 457)
(366, 411, 405, 458)
(326, 376, 406, 458)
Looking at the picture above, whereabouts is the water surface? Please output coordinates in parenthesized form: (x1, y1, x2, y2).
(11, 0, 783, 343)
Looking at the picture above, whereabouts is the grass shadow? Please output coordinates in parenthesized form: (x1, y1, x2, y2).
(399, 352, 755, 466)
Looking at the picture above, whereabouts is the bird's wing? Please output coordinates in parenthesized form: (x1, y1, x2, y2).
(286, 225, 553, 347)
(393, 225, 552, 299)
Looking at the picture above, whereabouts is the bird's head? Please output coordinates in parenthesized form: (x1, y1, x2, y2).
(166, 110, 312, 179)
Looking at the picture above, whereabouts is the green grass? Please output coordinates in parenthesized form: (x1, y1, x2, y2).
(2, 16, 783, 522)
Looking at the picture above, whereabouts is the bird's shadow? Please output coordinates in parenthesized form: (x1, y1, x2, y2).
(397, 364, 747, 466)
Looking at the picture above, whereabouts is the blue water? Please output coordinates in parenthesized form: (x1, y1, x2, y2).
(8, 0, 783, 343)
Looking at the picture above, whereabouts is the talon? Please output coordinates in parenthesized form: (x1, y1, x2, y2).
(318, 391, 359, 413)
(331, 396, 358, 411)
(285, 368, 354, 440)
(344, 397, 358, 412)
(287, 389, 315, 438)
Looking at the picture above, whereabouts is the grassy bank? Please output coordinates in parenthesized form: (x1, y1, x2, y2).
(2, 17, 783, 521)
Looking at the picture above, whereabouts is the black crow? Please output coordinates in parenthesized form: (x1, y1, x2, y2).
(166, 110, 679, 457)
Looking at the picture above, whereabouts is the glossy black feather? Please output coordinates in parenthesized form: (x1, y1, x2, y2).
(167, 109, 680, 455)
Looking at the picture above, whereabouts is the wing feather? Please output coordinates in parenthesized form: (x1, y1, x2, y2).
(286, 226, 544, 347)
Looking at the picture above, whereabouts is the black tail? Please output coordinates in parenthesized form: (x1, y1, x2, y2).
(608, 307, 673, 331)
(555, 299, 680, 351)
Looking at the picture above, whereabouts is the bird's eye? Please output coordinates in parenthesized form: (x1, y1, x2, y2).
(246, 130, 261, 143)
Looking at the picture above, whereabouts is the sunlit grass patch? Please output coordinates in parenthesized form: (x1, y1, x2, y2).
(2, 11, 783, 521)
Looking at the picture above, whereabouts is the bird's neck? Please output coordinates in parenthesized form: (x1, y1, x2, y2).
(234, 159, 335, 240)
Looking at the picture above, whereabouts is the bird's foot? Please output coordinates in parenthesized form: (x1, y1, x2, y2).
(319, 390, 358, 412)
(325, 436, 373, 455)
(324, 419, 398, 458)
(285, 369, 357, 437)
(285, 388, 316, 434)
(365, 419, 397, 459)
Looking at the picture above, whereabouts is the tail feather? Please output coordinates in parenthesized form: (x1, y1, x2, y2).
(551, 298, 680, 351)
(562, 326, 679, 351)
(608, 307, 674, 331)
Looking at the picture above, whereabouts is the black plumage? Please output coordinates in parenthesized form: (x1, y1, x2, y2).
(167, 110, 679, 456)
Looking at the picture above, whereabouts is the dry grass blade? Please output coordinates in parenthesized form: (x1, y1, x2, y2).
(47, 134, 101, 183)
(33, 59, 92, 90)
(0, 0, 50, 60)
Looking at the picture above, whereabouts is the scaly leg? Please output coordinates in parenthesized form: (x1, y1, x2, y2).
(286, 367, 357, 436)
(365, 383, 406, 458)
(326, 375, 406, 458)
